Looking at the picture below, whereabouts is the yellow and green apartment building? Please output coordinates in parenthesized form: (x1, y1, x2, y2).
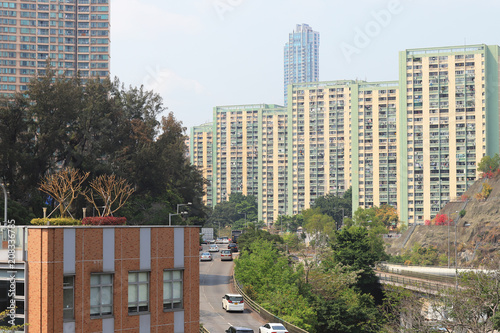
(190, 44, 500, 226)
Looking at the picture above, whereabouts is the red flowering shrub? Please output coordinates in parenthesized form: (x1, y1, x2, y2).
(460, 194, 469, 202)
(424, 220, 431, 226)
(483, 171, 494, 179)
(434, 214, 452, 226)
(82, 216, 127, 225)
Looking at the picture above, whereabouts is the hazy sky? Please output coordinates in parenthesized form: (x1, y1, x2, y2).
(110, 0, 500, 130)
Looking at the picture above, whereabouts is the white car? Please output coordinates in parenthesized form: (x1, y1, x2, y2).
(221, 293, 244, 312)
(200, 252, 212, 261)
(208, 244, 219, 252)
(259, 323, 288, 333)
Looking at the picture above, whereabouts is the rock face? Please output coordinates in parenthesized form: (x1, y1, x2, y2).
(385, 174, 500, 266)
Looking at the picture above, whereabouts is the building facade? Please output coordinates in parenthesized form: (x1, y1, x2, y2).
(0, 225, 199, 333)
(288, 80, 400, 215)
(190, 123, 214, 207)
(191, 44, 500, 226)
(0, 0, 110, 96)
(284, 23, 319, 106)
(208, 105, 288, 225)
(398, 45, 500, 224)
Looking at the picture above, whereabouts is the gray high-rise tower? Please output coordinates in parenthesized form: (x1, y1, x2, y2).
(284, 24, 320, 105)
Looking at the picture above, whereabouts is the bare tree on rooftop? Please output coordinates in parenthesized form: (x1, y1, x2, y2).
(39, 167, 89, 218)
(84, 174, 134, 217)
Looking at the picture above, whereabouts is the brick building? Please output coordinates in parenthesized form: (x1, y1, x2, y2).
(0, 225, 200, 333)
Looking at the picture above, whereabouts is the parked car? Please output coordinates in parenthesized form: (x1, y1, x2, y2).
(220, 249, 233, 261)
(226, 326, 253, 333)
(200, 252, 212, 261)
(222, 293, 244, 312)
(208, 244, 219, 252)
(228, 243, 238, 252)
(259, 323, 288, 333)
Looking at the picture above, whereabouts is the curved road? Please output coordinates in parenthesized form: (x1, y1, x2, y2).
(199, 245, 265, 332)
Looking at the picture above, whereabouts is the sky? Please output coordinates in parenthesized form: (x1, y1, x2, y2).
(110, 0, 500, 130)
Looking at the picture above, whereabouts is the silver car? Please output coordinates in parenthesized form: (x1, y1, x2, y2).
(200, 252, 212, 261)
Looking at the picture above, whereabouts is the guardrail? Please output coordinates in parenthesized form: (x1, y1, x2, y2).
(232, 273, 309, 333)
(377, 273, 451, 294)
(377, 265, 456, 285)
(199, 323, 210, 333)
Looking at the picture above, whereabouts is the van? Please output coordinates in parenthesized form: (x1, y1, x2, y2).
(222, 294, 244, 312)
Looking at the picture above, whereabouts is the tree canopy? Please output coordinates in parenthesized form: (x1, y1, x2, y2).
(0, 70, 206, 224)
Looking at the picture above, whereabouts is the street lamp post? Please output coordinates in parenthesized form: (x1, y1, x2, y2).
(169, 212, 187, 226)
(177, 202, 192, 214)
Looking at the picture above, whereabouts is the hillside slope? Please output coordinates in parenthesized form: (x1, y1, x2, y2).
(385, 174, 500, 267)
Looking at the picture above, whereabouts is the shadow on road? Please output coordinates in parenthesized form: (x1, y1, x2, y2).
(200, 273, 231, 286)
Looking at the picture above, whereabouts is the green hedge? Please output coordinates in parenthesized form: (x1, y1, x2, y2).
(30, 218, 82, 226)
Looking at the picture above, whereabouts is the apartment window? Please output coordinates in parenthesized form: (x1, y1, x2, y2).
(163, 270, 183, 310)
(90, 273, 113, 317)
(128, 272, 149, 314)
(63, 276, 75, 321)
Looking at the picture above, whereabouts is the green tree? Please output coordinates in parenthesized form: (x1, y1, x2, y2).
(207, 193, 258, 229)
(382, 286, 438, 333)
(303, 208, 336, 248)
(235, 240, 316, 331)
(314, 288, 383, 333)
(311, 186, 352, 227)
(236, 228, 283, 254)
(477, 153, 500, 173)
(331, 226, 385, 300)
(1, 68, 205, 224)
(432, 269, 500, 332)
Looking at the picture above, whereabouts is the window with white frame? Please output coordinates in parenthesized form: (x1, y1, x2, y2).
(128, 272, 149, 314)
(63, 275, 75, 320)
(90, 273, 113, 317)
(163, 270, 183, 310)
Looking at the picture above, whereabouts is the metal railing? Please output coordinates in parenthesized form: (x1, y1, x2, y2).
(233, 273, 309, 333)
(377, 273, 451, 294)
(199, 324, 210, 333)
(377, 265, 456, 285)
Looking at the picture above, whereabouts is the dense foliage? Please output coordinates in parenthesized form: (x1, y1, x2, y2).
(206, 193, 259, 231)
(235, 219, 388, 333)
(477, 153, 500, 174)
(389, 243, 447, 266)
(310, 187, 352, 227)
(30, 218, 82, 226)
(0, 70, 206, 224)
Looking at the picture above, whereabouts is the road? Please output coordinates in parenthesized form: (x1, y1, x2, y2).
(199, 244, 266, 333)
